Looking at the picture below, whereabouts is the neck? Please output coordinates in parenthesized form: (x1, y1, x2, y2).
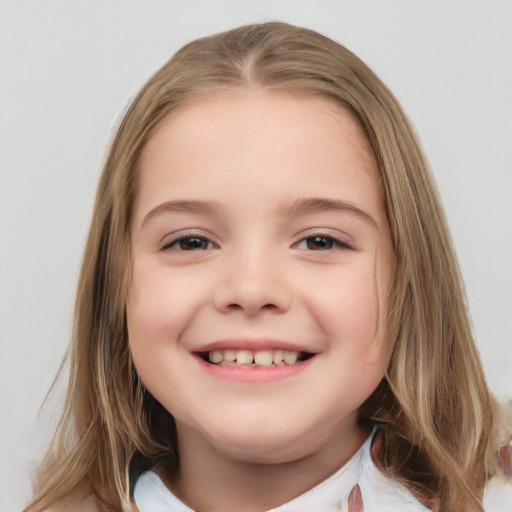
(162, 421, 367, 512)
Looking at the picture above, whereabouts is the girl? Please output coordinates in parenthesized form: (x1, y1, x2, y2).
(26, 22, 511, 512)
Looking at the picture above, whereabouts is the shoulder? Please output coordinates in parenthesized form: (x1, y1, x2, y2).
(134, 471, 193, 512)
(48, 494, 139, 512)
(54, 495, 106, 512)
(24, 495, 108, 512)
(364, 468, 512, 511)
(362, 448, 431, 511)
(78, 495, 104, 512)
(63, 494, 141, 512)
(483, 477, 512, 510)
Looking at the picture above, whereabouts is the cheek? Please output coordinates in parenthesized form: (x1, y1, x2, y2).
(126, 265, 197, 416)
(127, 264, 197, 356)
(305, 258, 389, 389)
(128, 273, 170, 342)
(307, 262, 381, 346)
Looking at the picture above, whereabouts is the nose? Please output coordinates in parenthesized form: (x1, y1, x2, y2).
(213, 248, 292, 316)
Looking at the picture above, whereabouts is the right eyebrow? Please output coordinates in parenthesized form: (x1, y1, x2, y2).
(139, 200, 224, 229)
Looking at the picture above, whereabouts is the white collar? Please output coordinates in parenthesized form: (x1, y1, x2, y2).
(133, 434, 512, 511)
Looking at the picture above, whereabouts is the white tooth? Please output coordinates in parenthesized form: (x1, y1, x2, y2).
(273, 350, 285, 365)
(224, 349, 236, 362)
(209, 351, 223, 364)
(220, 361, 236, 366)
(283, 351, 299, 365)
(254, 350, 273, 367)
(236, 350, 253, 366)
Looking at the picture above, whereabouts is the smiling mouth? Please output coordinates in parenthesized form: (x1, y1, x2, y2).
(199, 349, 315, 367)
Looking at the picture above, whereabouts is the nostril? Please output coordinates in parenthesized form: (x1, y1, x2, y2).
(225, 302, 278, 312)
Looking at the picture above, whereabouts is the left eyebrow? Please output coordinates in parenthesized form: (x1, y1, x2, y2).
(279, 197, 377, 227)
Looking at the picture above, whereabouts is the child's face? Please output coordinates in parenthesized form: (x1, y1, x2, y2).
(128, 91, 395, 465)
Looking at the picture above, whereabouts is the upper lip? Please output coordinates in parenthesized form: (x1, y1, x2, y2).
(193, 338, 318, 354)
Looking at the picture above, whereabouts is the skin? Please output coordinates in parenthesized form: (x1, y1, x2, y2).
(127, 90, 395, 511)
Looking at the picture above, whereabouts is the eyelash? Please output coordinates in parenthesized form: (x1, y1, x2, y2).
(160, 232, 216, 251)
(160, 231, 352, 252)
(294, 234, 352, 251)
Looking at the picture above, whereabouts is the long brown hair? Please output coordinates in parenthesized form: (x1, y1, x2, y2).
(27, 22, 503, 512)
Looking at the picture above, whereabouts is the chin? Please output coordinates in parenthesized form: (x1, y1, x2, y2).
(199, 419, 320, 465)
(214, 437, 310, 465)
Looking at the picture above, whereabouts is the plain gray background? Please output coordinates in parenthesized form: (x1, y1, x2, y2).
(1, 1, 511, 510)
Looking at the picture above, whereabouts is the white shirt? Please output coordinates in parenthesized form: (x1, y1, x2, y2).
(133, 435, 512, 511)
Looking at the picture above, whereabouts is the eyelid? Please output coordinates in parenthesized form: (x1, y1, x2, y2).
(292, 228, 354, 250)
(160, 229, 219, 250)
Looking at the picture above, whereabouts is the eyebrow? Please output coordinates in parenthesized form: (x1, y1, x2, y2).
(280, 197, 377, 226)
(140, 199, 224, 229)
(140, 197, 376, 229)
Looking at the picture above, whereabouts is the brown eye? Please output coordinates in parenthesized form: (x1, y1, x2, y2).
(177, 237, 211, 250)
(305, 236, 334, 251)
(162, 235, 215, 251)
(294, 233, 352, 252)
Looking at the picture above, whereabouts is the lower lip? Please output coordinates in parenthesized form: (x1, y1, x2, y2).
(195, 356, 315, 383)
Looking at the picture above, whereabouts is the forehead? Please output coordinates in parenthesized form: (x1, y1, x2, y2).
(135, 90, 383, 223)
(143, 89, 376, 172)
